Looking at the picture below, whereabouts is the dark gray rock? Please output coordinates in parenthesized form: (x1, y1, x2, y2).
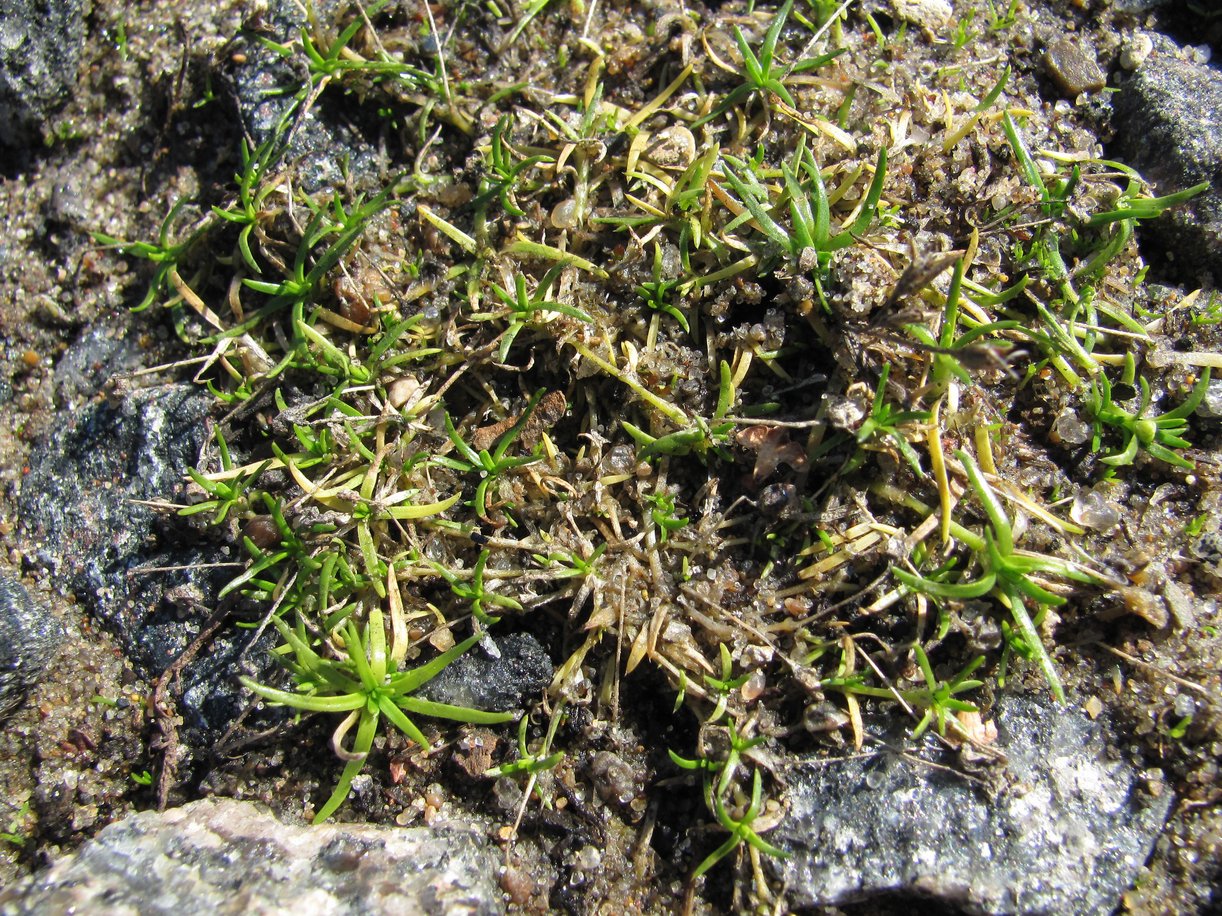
(421, 631, 553, 712)
(0, 797, 504, 915)
(17, 379, 254, 740)
(0, 571, 60, 720)
(772, 695, 1172, 914)
(221, 0, 384, 194)
(0, 0, 89, 148)
(1112, 40, 1222, 285)
(50, 324, 143, 407)
(19, 382, 213, 647)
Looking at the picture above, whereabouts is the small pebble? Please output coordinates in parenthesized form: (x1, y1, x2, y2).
(1197, 379, 1222, 418)
(575, 844, 602, 870)
(890, 0, 953, 33)
(1071, 488, 1121, 532)
(500, 866, 536, 906)
(825, 394, 867, 431)
(741, 668, 766, 702)
(1051, 407, 1092, 446)
(1120, 33, 1154, 71)
(1045, 38, 1106, 96)
(1173, 693, 1195, 719)
(645, 125, 696, 169)
(387, 376, 423, 411)
(550, 199, 578, 229)
(1120, 585, 1169, 628)
(1160, 579, 1196, 629)
(1189, 529, 1222, 563)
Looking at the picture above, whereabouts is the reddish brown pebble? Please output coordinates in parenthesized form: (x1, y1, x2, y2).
(336, 295, 371, 327)
(1045, 38, 1106, 96)
(500, 866, 536, 906)
(243, 516, 281, 550)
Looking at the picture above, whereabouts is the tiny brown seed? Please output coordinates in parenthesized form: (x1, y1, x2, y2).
(243, 516, 281, 549)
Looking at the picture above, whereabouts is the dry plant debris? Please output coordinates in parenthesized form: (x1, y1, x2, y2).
(89, 0, 1222, 907)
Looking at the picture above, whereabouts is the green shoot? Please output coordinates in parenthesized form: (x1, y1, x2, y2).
(852, 364, 930, 475)
(436, 391, 546, 519)
(694, 0, 844, 128)
(892, 451, 1106, 702)
(1087, 369, 1212, 470)
(242, 607, 515, 823)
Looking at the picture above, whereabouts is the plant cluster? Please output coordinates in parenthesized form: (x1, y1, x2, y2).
(100, 0, 1216, 904)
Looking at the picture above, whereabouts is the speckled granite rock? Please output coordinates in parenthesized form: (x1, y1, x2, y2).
(1112, 37, 1222, 285)
(772, 695, 1172, 914)
(0, 0, 89, 147)
(0, 797, 504, 915)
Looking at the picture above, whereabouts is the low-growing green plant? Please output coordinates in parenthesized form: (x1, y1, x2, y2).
(623, 360, 737, 462)
(892, 451, 1104, 702)
(182, 429, 269, 525)
(850, 364, 929, 475)
(636, 242, 689, 333)
(129, 769, 154, 786)
(436, 391, 546, 520)
(472, 269, 593, 363)
(823, 644, 985, 739)
(472, 115, 553, 219)
(423, 548, 525, 625)
(0, 802, 31, 848)
(94, 198, 212, 313)
(702, 643, 752, 723)
(670, 718, 788, 879)
(241, 186, 399, 324)
(211, 126, 293, 275)
(242, 605, 515, 823)
(718, 141, 888, 282)
(1086, 369, 1212, 470)
(693, 0, 843, 128)
(531, 543, 606, 579)
(107, 0, 1220, 904)
(487, 711, 566, 782)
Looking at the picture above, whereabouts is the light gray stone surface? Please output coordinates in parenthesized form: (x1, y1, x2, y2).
(772, 695, 1172, 914)
(1113, 37, 1222, 285)
(0, 797, 504, 915)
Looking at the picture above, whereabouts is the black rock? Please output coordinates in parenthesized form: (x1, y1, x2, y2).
(17, 380, 252, 739)
(50, 324, 143, 407)
(0, 0, 89, 150)
(772, 695, 1172, 914)
(19, 382, 214, 644)
(220, 0, 385, 194)
(1112, 39, 1222, 285)
(0, 571, 61, 720)
(420, 631, 553, 712)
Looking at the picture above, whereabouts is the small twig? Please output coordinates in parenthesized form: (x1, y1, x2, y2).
(150, 603, 231, 809)
(724, 415, 824, 429)
(1094, 644, 1215, 699)
(127, 561, 243, 576)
